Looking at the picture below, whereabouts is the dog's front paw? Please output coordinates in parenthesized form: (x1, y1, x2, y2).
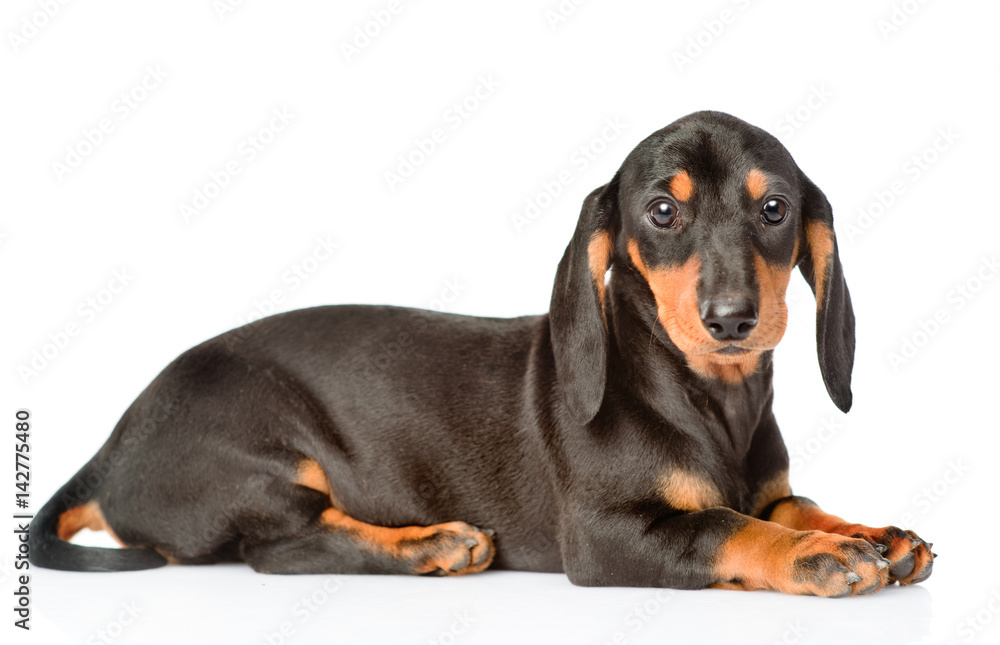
(778, 531, 891, 597)
(831, 524, 934, 585)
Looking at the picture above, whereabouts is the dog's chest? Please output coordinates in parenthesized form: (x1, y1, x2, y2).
(654, 458, 758, 514)
(647, 416, 762, 515)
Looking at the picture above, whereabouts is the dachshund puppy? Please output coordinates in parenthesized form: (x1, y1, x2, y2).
(32, 111, 933, 596)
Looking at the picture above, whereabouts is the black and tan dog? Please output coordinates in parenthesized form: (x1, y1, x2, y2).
(32, 111, 933, 596)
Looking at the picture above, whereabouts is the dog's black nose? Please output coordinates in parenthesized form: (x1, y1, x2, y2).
(701, 298, 758, 341)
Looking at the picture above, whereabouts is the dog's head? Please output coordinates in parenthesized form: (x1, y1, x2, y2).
(550, 111, 853, 424)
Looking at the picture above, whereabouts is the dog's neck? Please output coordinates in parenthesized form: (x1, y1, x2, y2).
(605, 269, 773, 451)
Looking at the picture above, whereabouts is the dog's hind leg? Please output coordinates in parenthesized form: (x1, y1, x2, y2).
(240, 456, 496, 575)
(242, 507, 495, 576)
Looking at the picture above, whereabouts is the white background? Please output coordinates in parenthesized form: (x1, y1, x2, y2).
(2, 1, 999, 643)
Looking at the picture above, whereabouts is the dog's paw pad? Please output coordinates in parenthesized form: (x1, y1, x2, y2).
(414, 522, 495, 576)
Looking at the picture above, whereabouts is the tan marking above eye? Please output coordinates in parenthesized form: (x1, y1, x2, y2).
(587, 230, 614, 315)
(659, 468, 723, 512)
(746, 168, 769, 200)
(669, 170, 694, 202)
(804, 220, 834, 306)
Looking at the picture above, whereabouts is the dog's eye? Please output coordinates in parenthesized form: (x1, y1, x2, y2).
(648, 200, 679, 228)
(761, 198, 788, 225)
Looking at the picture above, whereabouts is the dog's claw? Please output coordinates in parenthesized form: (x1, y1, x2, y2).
(874, 544, 888, 554)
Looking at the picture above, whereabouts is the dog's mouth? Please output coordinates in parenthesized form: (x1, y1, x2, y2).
(713, 345, 750, 355)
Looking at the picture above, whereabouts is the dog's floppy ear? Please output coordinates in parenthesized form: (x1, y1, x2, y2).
(550, 181, 617, 425)
(797, 171, 855, 412)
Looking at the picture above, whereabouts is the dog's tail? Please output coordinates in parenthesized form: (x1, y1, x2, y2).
(29, 459, 167, 572)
